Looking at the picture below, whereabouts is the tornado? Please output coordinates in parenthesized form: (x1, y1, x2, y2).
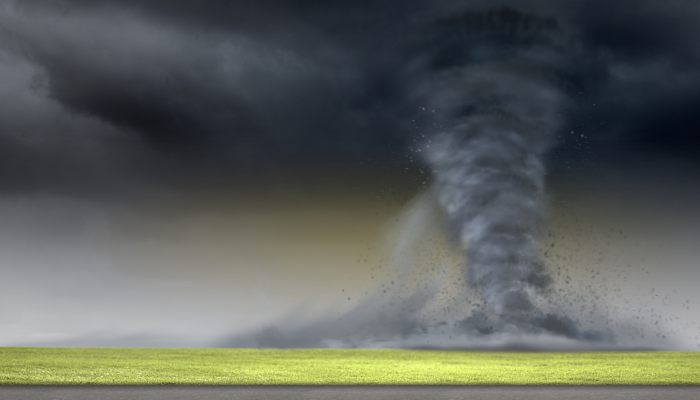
(413, 8, 578, 336)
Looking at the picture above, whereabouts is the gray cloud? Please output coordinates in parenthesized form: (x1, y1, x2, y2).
(1, 0, 699, 195)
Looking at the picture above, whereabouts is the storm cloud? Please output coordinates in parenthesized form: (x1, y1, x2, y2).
(1, 0, 699, 197)
(0, 1, 698, 191)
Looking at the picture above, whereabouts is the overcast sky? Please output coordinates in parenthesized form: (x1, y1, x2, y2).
(1, 0, 699, 199)
(1, 0, 699, 348)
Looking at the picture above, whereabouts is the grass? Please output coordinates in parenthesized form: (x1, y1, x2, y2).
(0, 348, 698, 385)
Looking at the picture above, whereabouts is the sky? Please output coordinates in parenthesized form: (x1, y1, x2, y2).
(0, 0, 699, 348)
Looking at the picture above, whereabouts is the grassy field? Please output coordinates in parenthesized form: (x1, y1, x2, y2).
(0, 348, 698, 385)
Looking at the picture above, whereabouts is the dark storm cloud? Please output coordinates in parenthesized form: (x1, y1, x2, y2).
(1, 0, 699, 195)
(0, 45, 158, 196)
(1, 1, 364, 152)
(0, 0, 411, 192)
(556, 0, 700, 169)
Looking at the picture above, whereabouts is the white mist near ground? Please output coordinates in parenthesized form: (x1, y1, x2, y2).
(233, 190, 700, 350)
(0, 189, 698, 349)
(358, 190, 700, 350)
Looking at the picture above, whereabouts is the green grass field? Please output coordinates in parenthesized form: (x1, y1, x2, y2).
(1, 348, 698, 385)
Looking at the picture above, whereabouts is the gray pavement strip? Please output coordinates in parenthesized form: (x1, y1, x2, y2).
(0, 386, 699, 400)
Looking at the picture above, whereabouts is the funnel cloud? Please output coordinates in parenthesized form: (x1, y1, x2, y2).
(418, 9, 578, 338)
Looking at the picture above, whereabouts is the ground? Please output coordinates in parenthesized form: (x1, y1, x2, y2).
(0, 348, 698, 385)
